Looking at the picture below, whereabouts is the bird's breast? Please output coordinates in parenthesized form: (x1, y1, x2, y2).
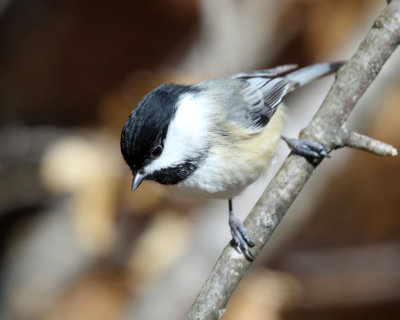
(166, 108, 284, 199)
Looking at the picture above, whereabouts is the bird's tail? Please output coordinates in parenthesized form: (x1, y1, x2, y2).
(285, 62, 344, 87)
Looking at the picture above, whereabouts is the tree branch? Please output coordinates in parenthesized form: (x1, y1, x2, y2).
(340, 129, 398, 156)
(185, 1, 400, 319)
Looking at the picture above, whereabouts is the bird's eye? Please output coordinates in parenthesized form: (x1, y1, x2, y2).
(151, 144, 163, 158)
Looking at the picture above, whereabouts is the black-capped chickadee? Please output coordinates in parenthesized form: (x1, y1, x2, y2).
(121, 62, 343, 260)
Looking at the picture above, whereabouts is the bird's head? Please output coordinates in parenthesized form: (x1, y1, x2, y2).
(120, 84, 209, 191)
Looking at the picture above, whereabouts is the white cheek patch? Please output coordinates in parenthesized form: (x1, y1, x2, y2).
(145, 93, 211, 173)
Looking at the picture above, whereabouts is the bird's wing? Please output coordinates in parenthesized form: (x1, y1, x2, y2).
(222, 62, 342, 128)
(242, 77, 297, 127)
(227, 67, 299, 128)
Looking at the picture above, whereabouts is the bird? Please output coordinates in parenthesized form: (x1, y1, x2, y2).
(120, 62, 343, 260)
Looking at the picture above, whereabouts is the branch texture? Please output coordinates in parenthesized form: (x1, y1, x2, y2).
(185, 1, 400, 319)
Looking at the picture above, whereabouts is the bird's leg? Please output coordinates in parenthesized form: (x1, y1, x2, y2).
(281, 136, 330, 160)
(228, 199, 255, 261)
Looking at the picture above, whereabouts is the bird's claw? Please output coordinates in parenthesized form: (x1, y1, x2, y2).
(282, 136, 330, 160)
(229, 213, 255, 261)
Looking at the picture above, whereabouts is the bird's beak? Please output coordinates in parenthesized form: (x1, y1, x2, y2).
(131, 170, 145, 192)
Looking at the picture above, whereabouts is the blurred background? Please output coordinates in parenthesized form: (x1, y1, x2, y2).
(0, 0, 399, 319)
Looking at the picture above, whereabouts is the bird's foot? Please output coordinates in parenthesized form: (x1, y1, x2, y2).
(229, 212, 255, 261)
(282, 136, 330, 160)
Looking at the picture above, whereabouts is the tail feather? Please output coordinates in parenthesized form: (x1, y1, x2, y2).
(285, 62, 344, 88)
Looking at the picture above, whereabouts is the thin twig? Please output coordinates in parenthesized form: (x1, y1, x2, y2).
(185, 1, 400, 319)
(340, 129, 398, 156)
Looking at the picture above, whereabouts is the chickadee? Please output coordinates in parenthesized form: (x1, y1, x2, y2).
(121, 62, 343, 260)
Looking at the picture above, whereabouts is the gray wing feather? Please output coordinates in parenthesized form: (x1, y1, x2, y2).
(238, 76, 296, 128)
(262, 78, 294, 109)
(202, 62, 341, 129)
(225, 65, 300, 128)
